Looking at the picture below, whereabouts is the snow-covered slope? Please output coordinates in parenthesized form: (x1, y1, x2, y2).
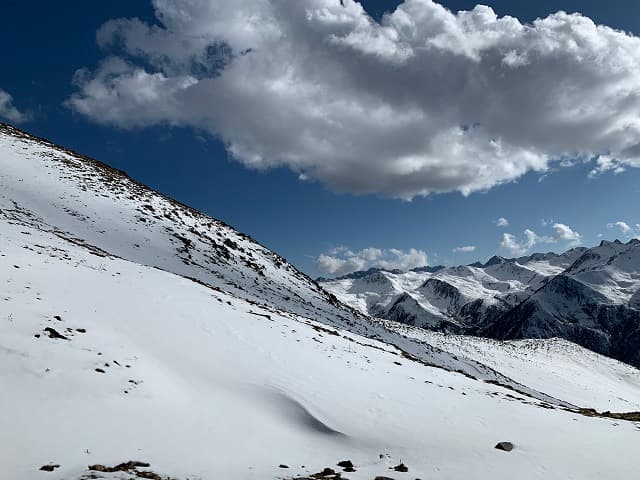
(566, 239, 640, 304)
(2, 123, 640, 479)
(3, 197, 640, 480)
(0, 123, 550, 386)
(385, 323, 640, 413)
(0, 124, 360, 330)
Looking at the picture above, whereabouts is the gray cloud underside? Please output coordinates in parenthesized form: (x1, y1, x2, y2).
(69, 0, 640, 199)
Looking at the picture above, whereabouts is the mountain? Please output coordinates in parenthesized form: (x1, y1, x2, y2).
(321, 249, 585, 332)
(2, 122, 640, 480)
(485, 240, 640, 366)
(320, 243, 640, 367)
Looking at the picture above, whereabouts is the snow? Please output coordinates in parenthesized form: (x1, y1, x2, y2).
(566, 241, 640, 305)
(1, 123, 640, 480)
(385, 323, 640, 412)
(3, 220, 640, 480)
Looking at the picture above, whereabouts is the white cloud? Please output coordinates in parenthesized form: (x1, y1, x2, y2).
(500, 223, 581, 255)
(552, 223, 582, 242)
(317, 254, 367, 277)
(607, 221, 632, 234)
(67, 1, 640, 199)
(589, 155, 627, 177)
(500, 229, 544, 256)
(453, 245, 476, 253)
(607, 221, 640, 239)
(317, 246, 428, 276)
(0, 88, 27, 124)
(495, 217, 509, 227)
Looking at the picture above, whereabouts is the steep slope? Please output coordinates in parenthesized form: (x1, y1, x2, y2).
(566, 239, 640, 304)
(1, 123, 592, 402)
(3, 194, 640, 480)
(487, 272, 640, 367)
(0, 123, 358, 330)
(484, 241, 640, 366)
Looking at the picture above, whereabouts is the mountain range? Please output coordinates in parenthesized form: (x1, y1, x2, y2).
(320, 241, 640, 367)
(2, 122, 639, 480)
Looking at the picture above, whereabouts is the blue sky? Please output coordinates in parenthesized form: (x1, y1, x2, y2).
(2, 0, 640, 277)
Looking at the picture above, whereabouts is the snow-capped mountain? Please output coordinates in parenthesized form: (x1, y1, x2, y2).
(485, 240, 640, 367)
(2, 122, 640, 480)
(321, 249, 586, 331)
(321, 244, 640, 367)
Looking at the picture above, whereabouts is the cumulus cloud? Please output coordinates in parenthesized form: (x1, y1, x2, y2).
(453, 245, 476, 253)
(0, 88, 27, 123)
(607, 221, 640, 238)
(495, 217, 509, 227)
(500, 229, 543, 256)
(68, 0, 640, 199)
(500, 223, 582, 255)
(317, 246, 427, 276)
(552, 223, 582, 242)
(607, 221, 632, 234)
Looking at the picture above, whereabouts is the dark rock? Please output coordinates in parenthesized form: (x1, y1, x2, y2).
(308, 467, 339, 478)
(495, 441, 514, 452)
(39, 465, 59, 472)
(134, 471, 162, 480)
(337, 460, 355, 471)
(279, 464, 289, 468)
(44, 327, 68, 340)
(88, 461, 150, 473)
(392, 463, 408, 472)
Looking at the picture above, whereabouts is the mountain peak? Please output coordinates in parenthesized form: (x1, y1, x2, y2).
(484, 255, 509, 266)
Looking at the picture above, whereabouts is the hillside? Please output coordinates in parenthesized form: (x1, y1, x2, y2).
(1, 123, 640, 480)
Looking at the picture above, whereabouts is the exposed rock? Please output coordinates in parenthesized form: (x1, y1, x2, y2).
(134, 471, 162, 480)
(44, 327, 68, 340)
(392, 463, 408, 472)
(88, 461, 150, 472)
(495, 441, 514, 452)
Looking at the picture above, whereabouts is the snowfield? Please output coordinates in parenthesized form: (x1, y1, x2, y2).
(1, 123, 640, 480)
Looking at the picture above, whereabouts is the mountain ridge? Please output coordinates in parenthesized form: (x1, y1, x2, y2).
(321, 240, 640, 367)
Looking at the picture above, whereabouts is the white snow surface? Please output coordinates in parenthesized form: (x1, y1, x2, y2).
(1, 124, 640, 480)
